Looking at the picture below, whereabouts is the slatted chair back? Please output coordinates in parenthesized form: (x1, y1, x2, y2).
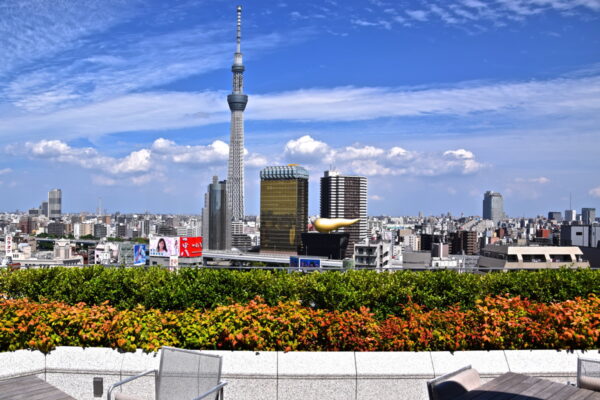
(156, 347, 222, 400)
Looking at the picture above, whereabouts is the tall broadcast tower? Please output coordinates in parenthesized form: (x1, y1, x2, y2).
(227, 5, 248, 221)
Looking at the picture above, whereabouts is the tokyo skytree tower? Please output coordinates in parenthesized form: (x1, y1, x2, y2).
(227, 5, 248, 221)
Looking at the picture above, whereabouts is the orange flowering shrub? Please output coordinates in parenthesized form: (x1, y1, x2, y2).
(0, 295, 598, 353)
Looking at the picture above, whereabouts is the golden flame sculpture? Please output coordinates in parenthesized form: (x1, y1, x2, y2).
(313, 218, 360, 233)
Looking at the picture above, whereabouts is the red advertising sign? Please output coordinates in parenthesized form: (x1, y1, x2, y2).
(179, 236, 203, 258)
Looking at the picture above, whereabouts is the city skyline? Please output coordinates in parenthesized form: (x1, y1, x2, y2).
(1, 0, 599, 216)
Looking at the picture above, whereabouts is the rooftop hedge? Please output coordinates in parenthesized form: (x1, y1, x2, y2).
(1, 295, 598, 353)
(1, 267, 598, 317)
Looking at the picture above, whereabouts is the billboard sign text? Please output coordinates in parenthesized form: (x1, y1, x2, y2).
(150, 237, 179, 257)
(179, 237, 203, 258)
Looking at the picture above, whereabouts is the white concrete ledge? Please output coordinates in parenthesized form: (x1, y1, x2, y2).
(0, 347, 598, 400)
(0, 349, 45, 379)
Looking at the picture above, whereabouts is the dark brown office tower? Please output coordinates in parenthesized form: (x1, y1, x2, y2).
(450, 230, 479, 255)
(320, 170, 368, 258)
(260, 165, 308, 254)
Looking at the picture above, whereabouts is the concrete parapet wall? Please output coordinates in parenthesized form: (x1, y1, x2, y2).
(0, 347, 598, 400)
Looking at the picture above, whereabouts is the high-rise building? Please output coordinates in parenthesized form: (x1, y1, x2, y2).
(47, 222, 65, 237)
(48, 189, 62, 220)
(40, 201, 49, 218)
(320, 170, 368, 258)
(93, 223, 107, 238)
(547, 211, 562, 222)
(260, 165, 308, 254)
(141, 219, 150, 237)
(564, 209, 577, 222)
(450, 230, 478, 255)
(202, 176, 231, 250)
(227, 5, 248, 222)
(483, 191, 504, 222)
(582, 208, 596, 225)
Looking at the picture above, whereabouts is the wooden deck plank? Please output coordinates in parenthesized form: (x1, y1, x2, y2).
(468, 374, 535, 400)
(512, 377, 555, 398)
(0, 380, 49, 399)
(547, 384, 582, 400)
(456, 372, 528, 400)
(453, 373, 598, 400)
(584, 392, 600, 400)
(534, 381, 575, 400)
(0, 375, 75, 400)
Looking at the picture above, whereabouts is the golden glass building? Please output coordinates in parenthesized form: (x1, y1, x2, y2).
(260, 165, 309, 254)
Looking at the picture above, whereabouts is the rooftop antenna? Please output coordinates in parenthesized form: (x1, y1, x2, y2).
(569, 192, 572, 210)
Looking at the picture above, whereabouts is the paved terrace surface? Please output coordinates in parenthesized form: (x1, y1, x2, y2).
(0, 347, 598, 400)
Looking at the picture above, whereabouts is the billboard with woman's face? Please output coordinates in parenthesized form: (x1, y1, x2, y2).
(149, 237, 179, 257)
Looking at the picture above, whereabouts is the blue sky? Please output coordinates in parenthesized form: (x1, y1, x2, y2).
(1, 0, 599, 217)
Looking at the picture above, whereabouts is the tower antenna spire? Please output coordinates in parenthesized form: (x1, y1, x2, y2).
(236, 5, 242, 53)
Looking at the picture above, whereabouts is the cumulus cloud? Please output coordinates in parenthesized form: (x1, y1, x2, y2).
(282, 135, 485, 177)
(9, 137, 268, 185)
(589, 186, 600, 198)
(151, 138, 230, 165)
(284, 135, 332, 162)
(19, 139, 152, 175)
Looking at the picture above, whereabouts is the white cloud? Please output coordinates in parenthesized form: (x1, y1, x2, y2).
(2, 74, 600, 142)
(505, 176, 552, 199)
(338, 145, 385, 160)
(246, 153, 269, 168)
(92, 175, 118, 186)
(284, 135, 332, 162)
(113, 149, 152, 174)
(152, 138, 230, 165)
(282, 135, 485, 177)
(442, 149, 485, 174)
(0, 0, 137, 76)
(10, 137, 268, 185)
(368, 0, 600, 29)
(249, 75, 600, 122)
(3, 28, 286, 112)
(370, 194, 383, 201)
(21, 139, 151, 175)
(443, 149, 475, 159)
(406, 10, 429, 21)
(0, 168, 12, 175)
(589, 186, 600, 198)
(515, 176, 551, 184)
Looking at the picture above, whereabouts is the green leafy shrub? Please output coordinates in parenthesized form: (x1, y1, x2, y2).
(1, 267, 599, 316)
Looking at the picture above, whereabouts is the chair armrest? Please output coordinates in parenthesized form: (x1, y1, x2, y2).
(107, 369, 156, 400)
(192, 381, 228, 400)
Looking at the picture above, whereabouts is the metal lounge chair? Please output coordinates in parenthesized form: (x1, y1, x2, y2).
(577, 357, 600, 392)
(107, 347, 227, 400)
(427, 365, 481, 400)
